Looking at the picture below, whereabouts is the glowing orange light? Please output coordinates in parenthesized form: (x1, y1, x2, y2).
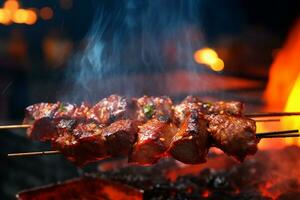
(194, 48, 218, 65)
(194, 48, 224, 72)
(25, 10, 37, 25)
(13, 9, 28, 23)
(210, 58, 224, 72)
(4, 0, 19, 12)
(0, 8, 11, 24)
(40, 7, 53, 20)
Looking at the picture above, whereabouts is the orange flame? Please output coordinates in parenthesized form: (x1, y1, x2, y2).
(260, 18, 300, 148)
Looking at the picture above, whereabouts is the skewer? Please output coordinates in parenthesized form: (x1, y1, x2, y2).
(258, 134, 300, 139)
(0, 118, 282, 130)
(255, 119, 280, 122)
(245, 112, 300, 118)
(255, 129, 299, 137)
(0, 124, 31, 129)
(7, 129, 299, 157)
(7, 150, 60, 157)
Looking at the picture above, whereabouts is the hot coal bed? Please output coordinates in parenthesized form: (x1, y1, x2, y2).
(4, 130, 300, 200)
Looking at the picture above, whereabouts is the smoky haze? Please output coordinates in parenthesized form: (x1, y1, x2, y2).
(62, 0, 204, 103)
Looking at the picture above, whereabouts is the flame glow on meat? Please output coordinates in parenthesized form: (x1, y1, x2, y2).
(22, 95, 259, 166)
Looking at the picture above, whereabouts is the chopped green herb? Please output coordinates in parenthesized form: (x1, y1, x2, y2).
(59, 103, 67, 112)
(143, 104, 155, 119)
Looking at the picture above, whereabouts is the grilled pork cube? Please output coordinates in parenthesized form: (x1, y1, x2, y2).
(169, 112, 209, 164)
(53, 121, 108, 166)
(103, 120, 138, 156)
(87, 95, 131, 124)
(129, 118, 177, 165)
(134, 96, 173, 122)
(207, 114, 258, 161)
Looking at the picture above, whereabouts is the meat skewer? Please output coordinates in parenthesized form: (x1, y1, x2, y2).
(4, 94, 300, 166)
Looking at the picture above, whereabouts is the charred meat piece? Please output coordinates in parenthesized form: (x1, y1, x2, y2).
(134, 96, 173, 122)
(174, 96, 243, 123)
(53, 121, 108, 166)
(207, 114, 258, 161)
(24, 103, 60, 139)
(72, 102, 91, 118)
(103, 120, 138, 157)
(169, 111, 210, 164)
(53, 103, 76, 118)
(23, 103, 60, 125)
(130, 118, 177, 165)
(87, 95, 131, 124)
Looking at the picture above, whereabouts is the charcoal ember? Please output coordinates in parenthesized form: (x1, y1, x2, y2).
(198, 169, 236, 192)
(228, 159, 267, 189)
(17, 176, 143, 200)
(277, 191, 300, 200)
(234, 192, 273, 200)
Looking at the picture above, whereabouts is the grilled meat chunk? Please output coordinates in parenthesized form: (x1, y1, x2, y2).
(53, 121, 108, 166)
(207, 114, 258, 161)
(87, 95, 131, 124)
(169, 112, 210, 164)
(103, 120, 138, 156)
(174, 96, 243, 123)
(24, 103, 60, 139)
(130, 118, 177, 165)
(134, 96, 173, 122)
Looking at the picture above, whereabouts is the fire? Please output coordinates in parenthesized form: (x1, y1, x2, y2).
(261, 18, 300, 148)
(282, 74, 300, 145)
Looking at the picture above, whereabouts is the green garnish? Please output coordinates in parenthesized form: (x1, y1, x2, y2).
(143, 104, 155, 119)
(59, 103, 67, 112)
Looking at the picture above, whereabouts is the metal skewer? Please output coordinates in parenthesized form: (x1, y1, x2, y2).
(7, 129, 299, 157)
(245, 112, 300, 118)
(0, 118, 282, 131)
(0, 124, 31, 129)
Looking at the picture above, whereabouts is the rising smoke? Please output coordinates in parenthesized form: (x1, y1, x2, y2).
(63, 0, 203, 103)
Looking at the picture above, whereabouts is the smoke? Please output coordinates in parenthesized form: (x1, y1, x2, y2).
(62, 0, 203, 103)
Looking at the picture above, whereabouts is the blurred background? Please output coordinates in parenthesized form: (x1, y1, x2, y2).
(1, 0, 300, 199)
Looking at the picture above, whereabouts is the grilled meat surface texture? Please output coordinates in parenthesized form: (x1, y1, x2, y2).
(22, 95, 258, 166)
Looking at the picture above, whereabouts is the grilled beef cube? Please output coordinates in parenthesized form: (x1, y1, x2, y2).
(174, 96, 243, 122)
(72, 102, 91, 118)
(169, 112, 209, 164)
(53, 103, 76, 118)
(23, 103, 60, 125)
(129, 118, 177, 165)
(103, 120, 138, 156)
(53, 121, 108, 166)
(24, 103, 60, 139)
(207, 114, 258, 162)
(87, 95, 131, 124)
(134, 96, 173, 122)
(200, 101, 243, 116)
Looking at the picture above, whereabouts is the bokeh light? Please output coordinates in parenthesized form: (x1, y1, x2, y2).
(0, 8, 11, 24)
(4, 0, 19, 12)
(194, 47, 224, 72)
(25, 10, 37, 25)
(13, 9, 28, 23)
(40, 7, 53, 20)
